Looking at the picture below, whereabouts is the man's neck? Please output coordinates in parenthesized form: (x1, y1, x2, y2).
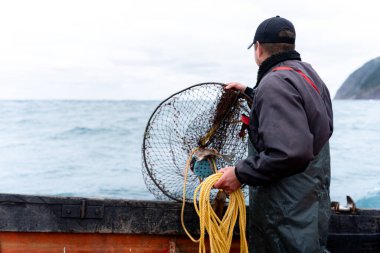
(255, 50, 301, 87)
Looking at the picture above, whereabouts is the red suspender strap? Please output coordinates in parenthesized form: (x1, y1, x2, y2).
(272, 66, 320, 94)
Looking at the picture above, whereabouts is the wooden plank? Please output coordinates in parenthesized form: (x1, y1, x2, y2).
(1, 193, 380, 252)
(0, 193, 202, 235)
(0, 232, 244, 253)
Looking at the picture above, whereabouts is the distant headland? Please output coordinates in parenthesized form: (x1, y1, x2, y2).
(335, 57, 380, 99)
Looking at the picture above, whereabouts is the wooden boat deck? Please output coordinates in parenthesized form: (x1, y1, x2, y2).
(0, 193, 379, 252)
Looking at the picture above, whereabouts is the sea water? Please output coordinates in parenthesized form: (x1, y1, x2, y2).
(0, 100, 379, 208)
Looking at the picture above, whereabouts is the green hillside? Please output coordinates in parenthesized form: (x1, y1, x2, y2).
(335, 57, 380, 99)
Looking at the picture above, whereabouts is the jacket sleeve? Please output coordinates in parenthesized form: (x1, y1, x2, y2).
(244, 86, 254, 99)
(235, 74, 314, 186)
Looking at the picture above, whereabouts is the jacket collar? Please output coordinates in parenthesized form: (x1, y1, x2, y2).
(255, 50, 301, 87)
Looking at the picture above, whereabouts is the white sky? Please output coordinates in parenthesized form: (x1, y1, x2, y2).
(1, 0, 380, 100)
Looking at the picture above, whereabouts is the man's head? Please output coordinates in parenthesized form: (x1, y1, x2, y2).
(248, 16, 296, 65)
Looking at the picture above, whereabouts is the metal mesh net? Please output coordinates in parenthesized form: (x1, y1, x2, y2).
(142, 83, 252, 202)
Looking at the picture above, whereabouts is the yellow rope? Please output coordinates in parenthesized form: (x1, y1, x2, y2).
(181, 151, 248, 253)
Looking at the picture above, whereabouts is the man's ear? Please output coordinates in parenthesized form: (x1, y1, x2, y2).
(256, 42, 269, 65)
(256, 42, 263, 58)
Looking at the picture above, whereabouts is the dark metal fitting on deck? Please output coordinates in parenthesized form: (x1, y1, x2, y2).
(331, 196, 357, 214)
(62, 200, 104, 219)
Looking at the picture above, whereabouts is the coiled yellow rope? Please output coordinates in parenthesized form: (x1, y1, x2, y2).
(181, 150, 248, 253)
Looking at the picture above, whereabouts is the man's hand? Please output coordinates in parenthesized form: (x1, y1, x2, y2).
(225, 82, 247, 92)
(213, 166, 242, 194)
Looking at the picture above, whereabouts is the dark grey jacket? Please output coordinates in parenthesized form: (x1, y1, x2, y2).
(235, 51, 333, 252)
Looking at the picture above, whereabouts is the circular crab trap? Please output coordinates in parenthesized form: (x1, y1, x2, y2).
(142, 82, 252, 202)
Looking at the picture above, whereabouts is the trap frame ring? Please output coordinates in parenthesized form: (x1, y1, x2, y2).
(142, 82, 253, 202)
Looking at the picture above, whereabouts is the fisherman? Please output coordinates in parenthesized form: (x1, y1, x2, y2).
(214, 16, 333, 253)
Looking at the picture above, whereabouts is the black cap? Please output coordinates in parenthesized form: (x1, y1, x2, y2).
(247, 16, 296, 49)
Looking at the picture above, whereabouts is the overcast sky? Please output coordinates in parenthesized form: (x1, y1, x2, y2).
(1, 0, 380, 100)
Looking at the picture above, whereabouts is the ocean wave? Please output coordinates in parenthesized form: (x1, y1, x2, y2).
(357, 191, 380, 208)
(51, 126, 131, 140)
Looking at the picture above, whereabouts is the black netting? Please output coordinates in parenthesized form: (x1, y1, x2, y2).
(142, 83, 252, 202)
